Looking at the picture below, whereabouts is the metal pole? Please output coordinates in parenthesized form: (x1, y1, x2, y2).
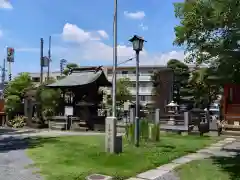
(47, 36, 51, 81)
(2, 58, 6, 84)
(8, 61, 11, 81)
(135, 51, 140, 147)
(112, 0, 117, 117)
(40, 38, 44, 84)
(60, 60, 63, 76)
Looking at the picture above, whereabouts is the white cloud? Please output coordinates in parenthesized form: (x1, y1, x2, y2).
(124, 11, 145, 20)
(62, 23, 109, 43)
(0, 29, 3, 38)
(20, 23, 185, 67)
(97, 30, 109, 39)
(62, 23, 93, 42)
(57, 23, 185, 66)
(0, 0, 13, 9)
(139, 23, 148, 31)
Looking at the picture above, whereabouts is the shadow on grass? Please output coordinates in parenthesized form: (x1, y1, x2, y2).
(212, 145, 240, 180)
(0, 136, 59, 153)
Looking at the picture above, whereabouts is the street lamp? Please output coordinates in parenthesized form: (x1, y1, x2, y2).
(129, 35, 146, 147)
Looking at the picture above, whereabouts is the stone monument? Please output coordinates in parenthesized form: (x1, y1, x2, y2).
(105, 117, 122, 153)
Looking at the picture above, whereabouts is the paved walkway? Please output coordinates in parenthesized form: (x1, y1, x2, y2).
(128, 137, 238, 180)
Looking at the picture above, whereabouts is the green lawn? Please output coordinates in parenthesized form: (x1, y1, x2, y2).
(176, 154, 240, 180)
(26, 134, 219, 180)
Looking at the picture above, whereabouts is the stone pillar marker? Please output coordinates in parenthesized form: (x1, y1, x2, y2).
(105, 117, 123, 154)
(130, 108, 135, 123)
(155, 108, 160, 124)
(184, 111, 190, 131)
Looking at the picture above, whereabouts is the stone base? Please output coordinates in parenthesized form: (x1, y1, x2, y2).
(86, 174, 112, 180)
(167, 120, 176, 125)
(181, 131, 188, 136)
(115, 135, 123, 154)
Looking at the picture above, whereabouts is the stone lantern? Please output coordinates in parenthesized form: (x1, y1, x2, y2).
(166, 101, 179, 125)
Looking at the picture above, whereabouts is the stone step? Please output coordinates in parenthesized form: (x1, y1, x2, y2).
(50, 125, 66, 131)
(222, 130, 240, 136)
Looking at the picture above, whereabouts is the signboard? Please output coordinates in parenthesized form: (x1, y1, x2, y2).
(7, 47, 14, 62)
(64, 106, 73, 116)
(42, 56, 49, 67)
(234, 121, 240, 126)
(123, 101, 130, 111)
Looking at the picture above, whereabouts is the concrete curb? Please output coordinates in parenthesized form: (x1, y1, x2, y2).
(127, 138, 237, 180)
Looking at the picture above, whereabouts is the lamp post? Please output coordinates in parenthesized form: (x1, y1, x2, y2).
(129, 35, 146, 147)
(112, 0, 118, 118)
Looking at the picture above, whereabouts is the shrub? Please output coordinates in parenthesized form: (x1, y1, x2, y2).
(140, 119, 149, 140)
(151, 123, 160, 141)
(9, 115, 26, 128)
(125, 123, 135, 143)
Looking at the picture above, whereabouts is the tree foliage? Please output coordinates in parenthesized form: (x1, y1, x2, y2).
(35, 78, 62, 118)
(189, 68, 220, 108)
(174, 0, 240, 83)
(116, 77, 132, 105)
(4, 72, 33, 114)
(105, 77, 132, 108)
(151, 71, 162, 108)
(167, 59, 190, 104)
(63, 63, 79, 76)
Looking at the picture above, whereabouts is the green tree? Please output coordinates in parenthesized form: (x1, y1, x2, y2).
(63, 63, 79, 76)
(174, 0, 240, 83)
(35, 78, 62, 119)
(151, 71, 162, 108)
(116, 77, 132, 106)
(105, 77, 132, 108)
(167, 59, 190, 104)
(189, 67, 219, 108)
(4, 72, 33, 116)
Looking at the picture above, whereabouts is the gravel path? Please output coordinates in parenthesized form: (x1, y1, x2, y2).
(0, 129, 105, 180)
(0, 136, 43, 180)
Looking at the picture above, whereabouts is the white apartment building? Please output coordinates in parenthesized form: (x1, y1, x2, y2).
(104, 65, 174, 105)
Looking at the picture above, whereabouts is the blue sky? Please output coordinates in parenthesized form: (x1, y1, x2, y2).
(0, 0, 184, 76)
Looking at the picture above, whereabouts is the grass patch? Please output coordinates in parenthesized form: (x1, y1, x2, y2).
(176, 153, 240, 180)
(26, 134, 219, 180)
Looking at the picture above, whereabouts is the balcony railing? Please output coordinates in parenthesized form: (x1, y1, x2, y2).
(107, 74, 152, 81)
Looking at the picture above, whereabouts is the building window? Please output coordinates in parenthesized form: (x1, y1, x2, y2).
(32, 77, 40, 82)
(140, 95, 145, 101)
(122, 71, 128, 75)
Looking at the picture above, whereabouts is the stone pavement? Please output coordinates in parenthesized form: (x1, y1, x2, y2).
(127, 137, 238, 180)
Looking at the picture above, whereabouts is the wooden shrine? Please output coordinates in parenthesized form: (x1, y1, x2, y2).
(222, 84, 240, 128)
(46, 66, 111, 131)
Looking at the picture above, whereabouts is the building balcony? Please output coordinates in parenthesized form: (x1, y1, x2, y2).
(107, 74, 152, 82)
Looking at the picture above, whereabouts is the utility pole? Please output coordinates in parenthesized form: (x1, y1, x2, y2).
(47, 36, 51, 81)
(112, 0, 117, 117)
(40, 38, 44, 84)
(6, 47, 14, 82)
(1, 58, 6, 84)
